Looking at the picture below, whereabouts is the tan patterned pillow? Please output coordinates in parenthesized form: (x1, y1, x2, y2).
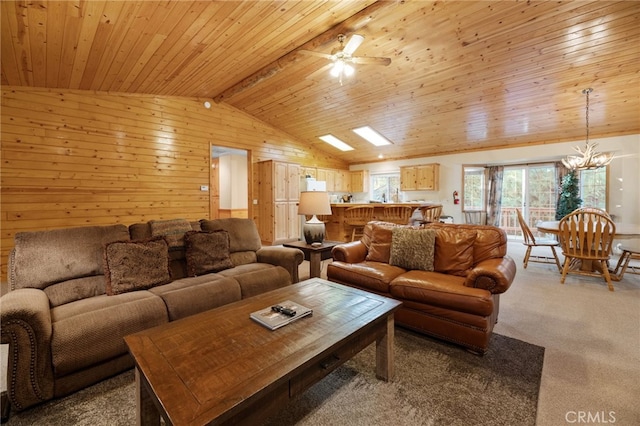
(389, 228, 437, 271)
(104, 237, 171, 295)
(184, 230, 234, 276)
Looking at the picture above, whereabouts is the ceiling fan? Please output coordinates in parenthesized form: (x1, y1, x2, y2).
(300, 34, 391, 84)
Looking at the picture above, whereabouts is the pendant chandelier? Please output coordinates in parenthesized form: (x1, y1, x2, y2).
(562, 88, 613, 170)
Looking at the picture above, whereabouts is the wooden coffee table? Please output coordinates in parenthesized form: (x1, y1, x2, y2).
(125, 278, 402, 426)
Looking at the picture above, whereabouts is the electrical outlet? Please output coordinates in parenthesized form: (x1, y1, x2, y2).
(200, 185, 209, 191)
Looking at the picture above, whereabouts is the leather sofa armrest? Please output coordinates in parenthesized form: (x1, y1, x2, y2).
(0, 288, 55, 411)
(331, 241, 368, 264)
(257, 247, 304, 283)
(463, 255, 517, 294)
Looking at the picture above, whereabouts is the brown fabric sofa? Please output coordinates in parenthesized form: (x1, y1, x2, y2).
(0, 218, 303, 412)
(327, 221, 517, 354)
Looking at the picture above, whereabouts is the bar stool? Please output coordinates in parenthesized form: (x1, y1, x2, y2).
(344, 206, 374, 241)
(382, 205, 414, 225)
(418, 204, 443, 226)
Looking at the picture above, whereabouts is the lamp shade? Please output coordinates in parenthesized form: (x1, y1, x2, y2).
(298, 191, 332, 216)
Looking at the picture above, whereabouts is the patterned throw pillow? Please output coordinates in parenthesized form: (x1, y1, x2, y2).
(149, 218, 192, 249)
(389, 227, 437, 271)
(184, 230, 234, 276)
(104, 237, 171, 295)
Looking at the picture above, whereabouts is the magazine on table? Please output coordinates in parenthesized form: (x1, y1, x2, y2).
(250, 300, 313, 330)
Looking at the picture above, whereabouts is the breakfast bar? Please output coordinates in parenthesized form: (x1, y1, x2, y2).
(326, 203, 424, 241)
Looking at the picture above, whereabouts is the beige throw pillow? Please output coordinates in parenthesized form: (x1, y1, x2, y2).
(389, 227, 437, 271)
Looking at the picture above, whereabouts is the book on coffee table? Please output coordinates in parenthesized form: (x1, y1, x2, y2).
(250, 300, 313, 330)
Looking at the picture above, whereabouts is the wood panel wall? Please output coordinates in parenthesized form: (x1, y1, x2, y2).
(1, 87, 347, 281)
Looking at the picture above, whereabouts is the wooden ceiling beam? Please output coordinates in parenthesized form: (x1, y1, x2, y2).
(212, 0, 397, 103)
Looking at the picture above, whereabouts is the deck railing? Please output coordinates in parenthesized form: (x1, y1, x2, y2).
(498, 207, 557, 238)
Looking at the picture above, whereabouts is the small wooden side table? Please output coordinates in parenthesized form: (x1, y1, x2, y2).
(283, 240, 342, 278)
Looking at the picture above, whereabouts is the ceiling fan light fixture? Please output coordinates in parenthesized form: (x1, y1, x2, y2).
(330, 60, 344, 77)
(343, 63, 355, 77)
(353, 126, 392, 146)
(561, 88, 614, 170)
(319, 134, 354, 152)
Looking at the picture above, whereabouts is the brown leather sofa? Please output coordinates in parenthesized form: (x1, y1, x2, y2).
(327, 221, 517, 354)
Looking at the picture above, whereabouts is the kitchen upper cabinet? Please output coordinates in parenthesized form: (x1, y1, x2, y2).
(257, 160, 300, 245)
(400, 164, 440, 191)
(334, 170, 349, 192)
(316, 168, 336, 191)
(349, 170, 369, 193)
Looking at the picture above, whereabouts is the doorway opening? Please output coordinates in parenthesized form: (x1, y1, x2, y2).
(211, 146, 251, 219)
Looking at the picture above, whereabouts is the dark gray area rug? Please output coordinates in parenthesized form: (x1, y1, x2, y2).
(5, 329, 544, 426)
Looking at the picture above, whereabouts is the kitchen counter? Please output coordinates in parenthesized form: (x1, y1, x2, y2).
(325, 203, 426, 241)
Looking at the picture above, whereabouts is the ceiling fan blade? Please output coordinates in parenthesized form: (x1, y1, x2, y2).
(306, 63, 333, 81)
(351, 56, 391, 66)
(298, 50, 333, 60)
(343, 34, 364, 55)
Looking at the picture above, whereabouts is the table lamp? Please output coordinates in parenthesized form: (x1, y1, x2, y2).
(298, 191, 332, 244)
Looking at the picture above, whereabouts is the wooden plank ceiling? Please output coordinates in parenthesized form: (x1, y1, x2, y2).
(2, 1, 639, 164)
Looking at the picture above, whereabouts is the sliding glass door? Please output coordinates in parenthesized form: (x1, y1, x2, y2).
(501, 164, 557, 237)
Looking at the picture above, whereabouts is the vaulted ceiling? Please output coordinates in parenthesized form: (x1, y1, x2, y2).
(2, 1, 639, 164)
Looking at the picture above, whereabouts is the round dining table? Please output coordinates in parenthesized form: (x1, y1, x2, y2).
(536, 221, 640, 239)
(536, 220, 640, 280)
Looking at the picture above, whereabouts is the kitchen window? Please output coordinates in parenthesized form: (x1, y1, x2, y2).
(371, 173, 401, 203)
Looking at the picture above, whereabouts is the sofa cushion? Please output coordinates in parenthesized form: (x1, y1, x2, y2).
(44, 276, 107, 307)
(326, 261, 406, 294)
(184, 230, 234, 276)
(365, 222, 404, 263)
(149, 218, 192, 249)
(433, 226, 477, 277)
(50, 292, 168, 376)
(150, 275, 242, 321)
(200, 218, 261, 266)
(427, 223, 507, 264)
(217, 263, 292, 298)
(104, 238, 171, 295)
(389, 227, 436, 271)
(390, 270, 493, 316)
(11, 224, 130, 290)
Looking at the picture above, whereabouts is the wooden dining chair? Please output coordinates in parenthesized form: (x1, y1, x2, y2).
(464, 211, 486, 225)
(516, 209, 561, 271)
(418, 205, 443, 225)
(558, 210, 616, 291)
(382, 205, 414, 225)
(574, 207, 610, 217)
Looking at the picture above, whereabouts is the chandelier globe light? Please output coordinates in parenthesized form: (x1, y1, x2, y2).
(562, 88, 613, 171)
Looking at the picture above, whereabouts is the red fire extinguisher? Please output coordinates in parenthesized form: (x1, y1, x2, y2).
(453, 191, 460, 205)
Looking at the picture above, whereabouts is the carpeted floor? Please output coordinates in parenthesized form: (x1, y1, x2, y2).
(5, 328, 544, 426)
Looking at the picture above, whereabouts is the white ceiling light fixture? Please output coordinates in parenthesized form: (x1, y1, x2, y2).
(353, 126, 392, 146)
(562, 88, 613, 170)
(319, 134, 354, 151)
